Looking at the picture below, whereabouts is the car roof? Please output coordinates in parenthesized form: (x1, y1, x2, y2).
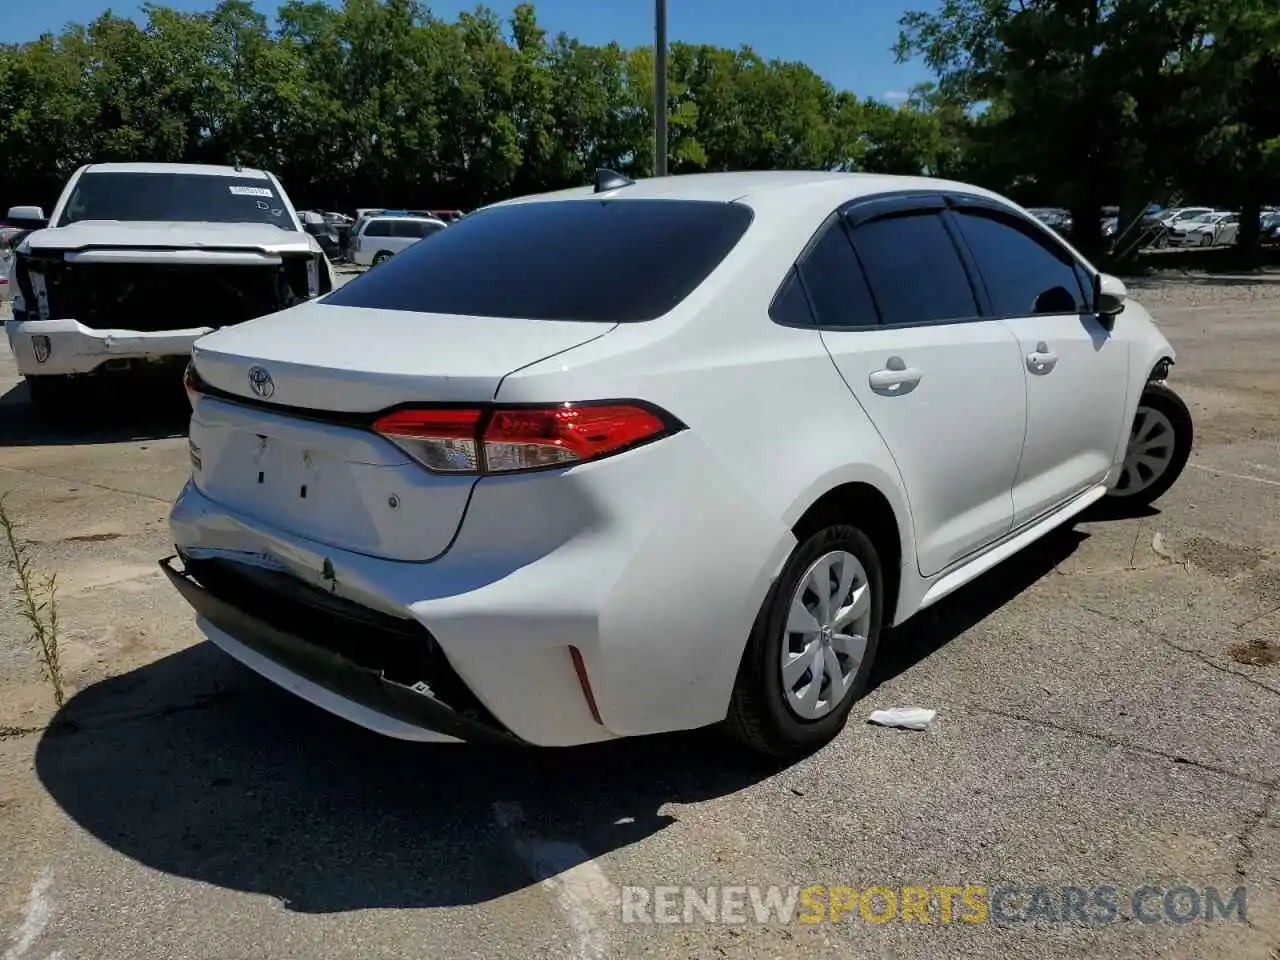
(488, 170, 1014, 222)
(80, 162, 272, 179)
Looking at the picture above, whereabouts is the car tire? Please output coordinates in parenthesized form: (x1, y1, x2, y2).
(726, 524, 884, 761)
(1106, 382, 1194, 508)
(372, 251, 391, 266)
(1155, 233, 1169, 248)
(1199, 233, 1213, 247)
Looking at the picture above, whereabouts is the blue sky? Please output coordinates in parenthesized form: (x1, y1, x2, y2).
(3, 0, 934, 102)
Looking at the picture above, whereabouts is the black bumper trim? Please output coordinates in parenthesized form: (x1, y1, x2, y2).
(159, 555, 521, 745)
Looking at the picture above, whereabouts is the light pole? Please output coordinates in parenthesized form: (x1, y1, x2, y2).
(654, 0, 668, 177)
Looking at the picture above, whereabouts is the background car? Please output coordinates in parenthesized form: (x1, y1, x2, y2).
(6, 162, 332, 414)
(348, 213, 448, 266)
(167, 169, 1193, 760)
(1166, 210, 1238, 247)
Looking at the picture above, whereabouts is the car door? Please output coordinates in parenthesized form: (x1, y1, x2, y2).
(1217, 214, 1240, 245)
(805, 196, 1029, 578)
(945, 199, 1130, 528)
(360, 217, 393, 258)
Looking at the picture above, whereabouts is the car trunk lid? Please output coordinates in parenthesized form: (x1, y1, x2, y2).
(188, 300, 615, 561)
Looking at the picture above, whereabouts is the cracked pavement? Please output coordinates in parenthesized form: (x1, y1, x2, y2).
(0, 272, 1278, 959)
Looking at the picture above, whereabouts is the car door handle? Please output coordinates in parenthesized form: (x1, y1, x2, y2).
(1027, 341, 1058, 374)
(868, 359, 922, 395)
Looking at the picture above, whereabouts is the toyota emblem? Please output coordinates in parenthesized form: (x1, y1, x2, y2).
(247, 365, 275, 399)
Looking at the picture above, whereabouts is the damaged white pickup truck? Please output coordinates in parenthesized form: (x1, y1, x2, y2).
(5, 162, 334, 412)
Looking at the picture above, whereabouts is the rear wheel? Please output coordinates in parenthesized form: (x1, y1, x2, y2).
(372, 251, 391, 267)
(1107, 382, 1193, 507)
(726, 524, 883, 760)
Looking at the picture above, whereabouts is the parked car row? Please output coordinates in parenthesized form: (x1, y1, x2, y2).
(295, 207, 460, 263)
(1037, 203, 1278, 250)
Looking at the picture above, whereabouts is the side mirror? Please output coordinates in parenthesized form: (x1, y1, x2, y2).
(6, 205, 47, 230)
(1093, 272, 1127, 317)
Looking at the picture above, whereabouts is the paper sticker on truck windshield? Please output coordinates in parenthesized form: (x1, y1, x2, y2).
(229, 186, 274, 198)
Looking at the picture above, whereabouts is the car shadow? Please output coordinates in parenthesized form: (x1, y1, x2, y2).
(35, 642, 779, 913)
(0, 378, 190, 447)
(869, 524, 1090, 691)
(33, 518, 1118, 912)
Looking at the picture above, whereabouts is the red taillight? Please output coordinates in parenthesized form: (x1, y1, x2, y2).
(183, 361, 200, 409)
(372, 402, 677, 475)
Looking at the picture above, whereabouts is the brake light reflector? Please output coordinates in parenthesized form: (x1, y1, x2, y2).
(371, 402, 678, 475)
(373, 408, 484, 472)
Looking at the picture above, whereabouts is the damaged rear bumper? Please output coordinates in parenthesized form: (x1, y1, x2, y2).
(7, 316, 211, 377)
(159, 554, 523, 746)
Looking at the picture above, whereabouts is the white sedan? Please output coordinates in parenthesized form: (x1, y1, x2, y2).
(1167, 211, 1240, 247)
(165, 170, 1193, 759)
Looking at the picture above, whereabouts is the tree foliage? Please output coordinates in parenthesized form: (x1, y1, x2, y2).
(0, 1, 961, 212)
(896, 0, 1280, 256)
(2, 0, 1277, 257)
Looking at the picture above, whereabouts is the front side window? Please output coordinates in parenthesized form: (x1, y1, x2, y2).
(846, 211, 979, 325)
(950, 207, 1087, 316)
(57, 172, 294, 229)
(325, 199, 754, 323)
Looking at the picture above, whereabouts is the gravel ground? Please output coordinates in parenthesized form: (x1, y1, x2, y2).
(0, 271, 1278, 960)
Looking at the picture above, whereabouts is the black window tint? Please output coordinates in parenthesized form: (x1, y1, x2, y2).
(798, 223, 879, 328)
(952, 209, 1086, 316)
(364, 219, 393, 238)
(395, 220, 444, 239)
(325, 199, 754, 322)
(770, 267, 814, 326)
(847, 212, 978, 324)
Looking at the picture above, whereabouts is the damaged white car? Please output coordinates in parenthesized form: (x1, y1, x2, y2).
(6, 162, 334, 413)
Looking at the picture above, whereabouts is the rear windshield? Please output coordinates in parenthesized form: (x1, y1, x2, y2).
(323, 199, 754, 322)
(56, 172, 295, 228)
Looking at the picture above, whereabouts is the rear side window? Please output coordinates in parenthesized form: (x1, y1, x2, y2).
(325, 199, 754, 322)
(770, 268, 814, 326)
(950, 208, 1087, 316)
(847, 212, 978, 324)
(363, 219, 393, 238)
(797, 223, 879, 328)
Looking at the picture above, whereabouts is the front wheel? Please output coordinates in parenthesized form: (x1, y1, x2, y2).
(1107, 382, 1194, 507)
(726, 524, 884, 760)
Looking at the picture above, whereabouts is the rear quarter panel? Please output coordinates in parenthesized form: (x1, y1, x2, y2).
(490, 212, 919, 734)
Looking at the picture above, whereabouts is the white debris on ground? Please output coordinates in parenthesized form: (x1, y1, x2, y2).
(867, 707, 937, 731)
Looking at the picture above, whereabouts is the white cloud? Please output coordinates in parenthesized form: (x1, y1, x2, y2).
(883, 90, 910, 102)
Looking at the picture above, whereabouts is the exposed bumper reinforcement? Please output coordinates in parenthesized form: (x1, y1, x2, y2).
(159, 555, 521, 746)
